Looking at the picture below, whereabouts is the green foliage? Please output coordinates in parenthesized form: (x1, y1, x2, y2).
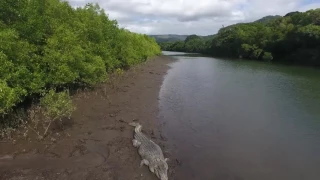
(240, 44, 255, 58)
(0, 0, 26, 25)
(159, 41, 186, 52)
(0, 81, 22, 114)
(0, 0, 161, 115)
(185, 35, 201, 43)
(159, 34, 210, 53)
(160, 8, 320, 66)
(184, 35, 206, 53)
(262, 52, 273, 61)
(39, 89, 75, 137)
(251, 49, 263, 59)
(40, 90, 74, 120)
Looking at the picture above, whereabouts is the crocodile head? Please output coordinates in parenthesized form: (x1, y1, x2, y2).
(154, 158, 169, 180)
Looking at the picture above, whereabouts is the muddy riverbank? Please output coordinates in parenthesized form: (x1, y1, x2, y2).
(0, 55, 176, 180)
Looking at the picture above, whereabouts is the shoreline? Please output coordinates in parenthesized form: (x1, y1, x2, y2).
(0, 55, 175, 180)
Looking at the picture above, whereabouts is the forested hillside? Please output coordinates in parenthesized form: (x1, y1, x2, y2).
(254, 15, 282, 23)
(149, 34, 189, 43)
(149, 34, 216, 43)
(0, 0, 161, 115)
(160, 9, 320, 66)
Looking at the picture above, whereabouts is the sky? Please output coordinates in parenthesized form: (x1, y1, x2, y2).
(67, 0, 320, 35)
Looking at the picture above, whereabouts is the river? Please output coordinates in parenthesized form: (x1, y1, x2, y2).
(159, 51, 320, 180)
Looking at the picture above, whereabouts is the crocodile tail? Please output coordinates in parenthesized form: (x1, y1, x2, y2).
(129, 122, 142, 133)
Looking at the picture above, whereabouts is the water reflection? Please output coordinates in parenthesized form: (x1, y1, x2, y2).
(159, 52, 320, 180)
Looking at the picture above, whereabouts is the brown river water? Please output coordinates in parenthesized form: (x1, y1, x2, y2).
(159, 51, 320, 180)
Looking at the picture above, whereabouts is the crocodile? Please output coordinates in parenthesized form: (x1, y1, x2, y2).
(129, 122, 169, 180)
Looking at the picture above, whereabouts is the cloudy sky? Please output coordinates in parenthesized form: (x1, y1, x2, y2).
(67, 0, 320, 35)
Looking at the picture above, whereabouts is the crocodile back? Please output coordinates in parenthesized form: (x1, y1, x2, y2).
(134, 132, 164, 159)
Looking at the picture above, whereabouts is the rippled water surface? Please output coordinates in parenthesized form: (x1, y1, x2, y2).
(159, 51, 320, 180)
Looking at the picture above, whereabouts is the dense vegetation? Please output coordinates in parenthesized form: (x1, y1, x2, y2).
(0, 0, 161, 115)
(160, 9, 320, 66)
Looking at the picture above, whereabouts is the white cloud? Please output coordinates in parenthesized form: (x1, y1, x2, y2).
(67, 0, 320, 35)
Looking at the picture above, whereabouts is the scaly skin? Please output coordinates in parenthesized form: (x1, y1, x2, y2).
(129, 122, 169, 180)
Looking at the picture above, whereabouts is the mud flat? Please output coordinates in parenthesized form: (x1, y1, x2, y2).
(0, 55, 175, 180)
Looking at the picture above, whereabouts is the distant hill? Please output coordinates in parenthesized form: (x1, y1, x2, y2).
(149, 34, 217, 43)
(217, 15, 282, 33)
(149, 34, 189, 43)
(254, 15, 282, 24)
(151, 15, 281, 43)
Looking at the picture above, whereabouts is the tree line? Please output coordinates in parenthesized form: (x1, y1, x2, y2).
(0, 0, 161, 115)
(159, 9, 320, 66)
